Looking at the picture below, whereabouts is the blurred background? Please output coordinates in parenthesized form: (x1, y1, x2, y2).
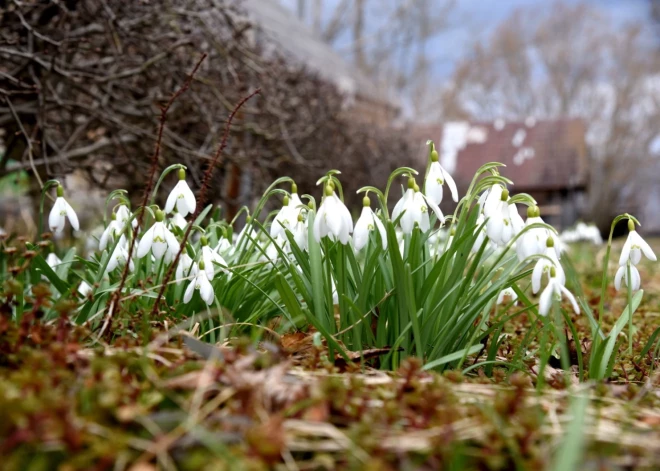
(1, 0, 659, 236)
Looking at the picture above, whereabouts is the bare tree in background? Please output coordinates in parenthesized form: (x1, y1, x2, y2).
(291, 0, 454, 116)
(441, 3, 660, 231)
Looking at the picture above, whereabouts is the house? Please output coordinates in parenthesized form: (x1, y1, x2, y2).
(241, 0, 399, 126)
(412, 118, 590, 229)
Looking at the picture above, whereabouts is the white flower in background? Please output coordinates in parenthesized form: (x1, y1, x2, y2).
(313, 184, 353, 244)
(175, 253, 196, 285)
(472, 213, 487, 253)
(215, 237, 234, 257)
(486, 188, 519, 246)
(392, 178, 444, 235)
(560, 222, 603, 246)
(516, 206, 560, 262)
(619, 220, 657, 266)
(115, 204, 137, 229)
(425, 148, 459, 204)
(46, 252, 62, 269)
(353, 195, 387, 251)
(235, 221, 256, 250)
(137, 209, 179, 260)
(77, 280, 92, 297)
(106, 236, 134, 273)
(200, 236, 228, 280)
(614, 264, 641, 291)
(48, 185, 80, 234)
(183, 261, 214, 305)
(497, 287, 518, 305)
(99, 213, 124, 251)
(165, 168, 196, 217)
(271, 195, 296, 239)
(264, 236, 285, 262)
(169, 211, 188, 230)
(532, 237, 565, 294)
(539, 267, 579, 316)
(482, 184, 503, 218)
(289, 184, 304, 209)
(289, 212, 308, 252)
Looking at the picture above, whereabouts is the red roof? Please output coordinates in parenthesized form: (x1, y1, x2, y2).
(412, 118, 589, 192)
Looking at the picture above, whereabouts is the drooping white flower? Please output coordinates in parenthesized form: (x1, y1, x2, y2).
(539, 268, 580, 316)
(517, 206, 560, 262)
(497, 287, 519, 305)
(619, 221, 657, 266)
(482, 184, 503, 218)
(425, 149, 459, 204)
(77, 280, 92, 297)
(472, 213, 487, 253)
(532, 237, 565, 294)
(183, 261, 214, 305)
(46, 252, 62, 269)
(105, 235, 134, 273)
(48, 185, 79, 234)
(313, 184, 353, 244)
(353, 196, 387, 251)
(614, 264, 641, 291)
(287, 212, 308, 252)
(201, 237, 228, 280)
(392, 178, 444, 235)
(137, 210, 179, 260)
(165, 168, 196, 217)
(271, 195, 297, 239)
(486, 188, 518, 246)
(99, 213, 124, 251)
(115, 204, 137, 229)
(215, 237, 235, 257)
(175, 253, 196, 285)
(169, 211, 188, 230)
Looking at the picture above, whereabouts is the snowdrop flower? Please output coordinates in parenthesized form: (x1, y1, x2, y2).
(200, 236, 228, 280)
(115, 204, 137, 229)
(46, 252, 62, 269)
(472, 213, 487, 253)
(392, 178, 444, 235)
(99, 213, 124, 251)
(532, 237, 565, 294)
(539, 267, 579, 316)
(614, 264, 641, 291)
(106, 236, 134, 273)
(165, 168, 196, 217)
(137, 209, 179, 261)
(425, 148, 458, 204)
(271, 195, 296, 239)
(289, 212, 308, 252)
(289, 183, 304, 209)
(215, 237, 234, 257)
(169, 210, 188, 230)
(619, 220, 656, 266)
(517, 206, 560, 262)
(497, 287, 518, 306)
(183, 261, 214, 305)
(77, 280, 92, 297)
(48, 185, 79, 234)
(482, 184, 503, 218)
(313, 184, 353, 244)
(175, 252, 196, 285)
(486, 188, 520, 246)
(353, 195, 387, 251)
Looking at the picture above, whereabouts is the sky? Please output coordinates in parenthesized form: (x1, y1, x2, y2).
(278, 0, 655, 78)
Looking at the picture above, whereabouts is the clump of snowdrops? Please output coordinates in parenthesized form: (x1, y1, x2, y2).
(9, 142, 656, 376)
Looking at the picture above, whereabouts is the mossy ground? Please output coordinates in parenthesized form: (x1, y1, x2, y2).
(2, 240, 660, 470)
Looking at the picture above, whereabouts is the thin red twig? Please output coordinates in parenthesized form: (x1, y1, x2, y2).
(150, 88, 261, 317)
(100, 54, 207, 339)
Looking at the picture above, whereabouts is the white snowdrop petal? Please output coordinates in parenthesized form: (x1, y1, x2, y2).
(539, 284, 553, 316)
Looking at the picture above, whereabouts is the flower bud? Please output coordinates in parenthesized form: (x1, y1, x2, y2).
(324, 185, 333, 197)
(198, 260, 206, 271)
(546, 236, 554, 248)
(407, 177, 416, 189)
(155, 209, 165, 222)
(201, 235, 208, 246)
(362, 195, 371, 207)
(431, 150, 439, 162)
(500, 189, 509, 201)
(178, 168, 186, 180)
(56, 185, 64, 197)
(283, 195, 289, 206)
(628, 219, 635, 232)
(291, 182, 298, 194)
(413, 183, 420, 193)
(527, 205, 540, 218)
